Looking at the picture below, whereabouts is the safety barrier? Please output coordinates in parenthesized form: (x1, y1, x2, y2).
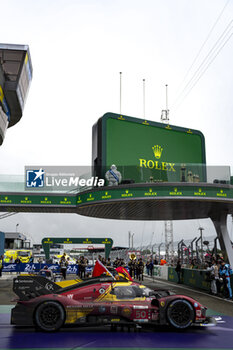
(158, 266, 233, 291)
(168, 267, 210, 290)
(152, 265, 168, 280)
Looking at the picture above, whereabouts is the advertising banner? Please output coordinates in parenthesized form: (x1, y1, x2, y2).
(2, 263, 86, 274)
(93, 113, 206, 183)
(152, 265, 168, 279)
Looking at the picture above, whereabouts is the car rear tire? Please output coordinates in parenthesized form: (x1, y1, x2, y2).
(166, 299, 194, 329)
(34, 301, 65, 332)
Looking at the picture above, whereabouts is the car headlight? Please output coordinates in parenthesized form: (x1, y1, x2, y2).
(201, 307, 206, 317)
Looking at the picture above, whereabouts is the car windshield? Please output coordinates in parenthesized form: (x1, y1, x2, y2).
(18, 251, 30, 257)
(111, 285, 154, 299)
(39, 270, 52, 277)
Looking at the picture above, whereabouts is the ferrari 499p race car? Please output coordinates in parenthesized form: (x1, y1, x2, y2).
(11, 275, 216, 332)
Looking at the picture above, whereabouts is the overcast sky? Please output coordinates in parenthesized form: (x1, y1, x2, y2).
(0, 0, 233, 248)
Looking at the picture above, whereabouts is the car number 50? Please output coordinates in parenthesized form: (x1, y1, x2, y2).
(135, 310, 147, 319)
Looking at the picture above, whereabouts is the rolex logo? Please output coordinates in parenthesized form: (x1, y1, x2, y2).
(152, 145, 163, 159)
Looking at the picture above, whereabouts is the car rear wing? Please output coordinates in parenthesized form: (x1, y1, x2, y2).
(13, 275, 61, 301)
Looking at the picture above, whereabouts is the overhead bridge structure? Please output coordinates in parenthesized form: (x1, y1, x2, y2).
(0, 182, 233, 265)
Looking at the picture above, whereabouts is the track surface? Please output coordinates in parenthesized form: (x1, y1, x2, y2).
(0, 276, 233, 350)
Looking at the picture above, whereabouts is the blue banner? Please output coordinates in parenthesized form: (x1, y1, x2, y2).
(2, 263, 84, 274)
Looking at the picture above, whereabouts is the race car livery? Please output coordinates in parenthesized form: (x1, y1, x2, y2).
(11, 275, 215, 332)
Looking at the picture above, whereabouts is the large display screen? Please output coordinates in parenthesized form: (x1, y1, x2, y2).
(92, 113, 206, 183)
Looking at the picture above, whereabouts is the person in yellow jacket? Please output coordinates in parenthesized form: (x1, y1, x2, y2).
(0, 255, 4, 277)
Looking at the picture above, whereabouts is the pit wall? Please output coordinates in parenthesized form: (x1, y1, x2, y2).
(145, 266, 233, 291)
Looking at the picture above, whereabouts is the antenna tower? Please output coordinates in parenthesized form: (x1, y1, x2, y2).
(161, 84, 170, 124)
(161, 84, 174, 262)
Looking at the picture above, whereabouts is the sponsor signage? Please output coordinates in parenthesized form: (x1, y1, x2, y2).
(0, 184, 232, 210)
(2, 263, 91, 274)
(42, 237, 114, 260)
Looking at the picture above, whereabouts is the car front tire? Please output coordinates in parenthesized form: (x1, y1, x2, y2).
(166, 299, 194, 329)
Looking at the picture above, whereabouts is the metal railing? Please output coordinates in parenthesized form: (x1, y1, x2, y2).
(0, 164, 231, 193)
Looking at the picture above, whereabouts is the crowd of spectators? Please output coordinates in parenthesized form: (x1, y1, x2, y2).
(205, 258, 233, 300)
(172, 255, 233, 300)
(1, 250, 233, 302)
(76, 255, 89, 279)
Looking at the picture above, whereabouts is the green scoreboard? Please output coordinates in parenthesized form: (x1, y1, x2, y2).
(92, 113, 206, 183)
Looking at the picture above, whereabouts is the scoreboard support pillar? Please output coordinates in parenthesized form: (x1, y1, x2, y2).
(211, 213, 233, 267)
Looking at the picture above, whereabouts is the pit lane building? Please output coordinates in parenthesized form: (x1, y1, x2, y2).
(0, 44, 32, 145)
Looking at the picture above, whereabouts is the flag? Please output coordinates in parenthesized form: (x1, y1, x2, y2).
(115, 266, 133, 281)
(92, 259, 114, 278)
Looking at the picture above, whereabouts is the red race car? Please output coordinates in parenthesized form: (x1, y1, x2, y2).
(11, 275, 216, 332)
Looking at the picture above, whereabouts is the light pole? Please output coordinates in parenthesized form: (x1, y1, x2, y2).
(131, 233, 135, 250)
(191, 237, 197, 261)
(198, 227, 204, 263)
(158, 242, 163, 262)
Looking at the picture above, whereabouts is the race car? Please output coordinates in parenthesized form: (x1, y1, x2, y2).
(11, 274, 216, 332)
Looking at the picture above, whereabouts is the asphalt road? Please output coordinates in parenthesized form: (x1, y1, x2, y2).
(1, 274, 233, 350)
(0, 278, 16, 304)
